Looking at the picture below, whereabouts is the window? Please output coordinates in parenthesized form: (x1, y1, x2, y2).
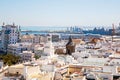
(13, 30, 14, 33)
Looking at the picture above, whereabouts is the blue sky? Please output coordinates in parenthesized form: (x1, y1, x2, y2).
(0, 0, 120, 26)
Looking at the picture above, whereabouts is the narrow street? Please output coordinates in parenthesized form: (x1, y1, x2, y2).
(0, 68, 8, 80)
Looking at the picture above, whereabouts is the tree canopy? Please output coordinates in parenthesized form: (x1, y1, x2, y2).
(1, 53, 20, 66)
(34, 54, 40, 60)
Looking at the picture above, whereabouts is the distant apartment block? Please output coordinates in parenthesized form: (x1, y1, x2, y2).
(7, 42, 32, 55)
(19, 51, 34, 62)
(21, 34, 41, 43)
(1, 23, 21, 52)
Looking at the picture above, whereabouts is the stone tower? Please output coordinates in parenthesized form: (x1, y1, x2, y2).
(66, 36, 75, 55)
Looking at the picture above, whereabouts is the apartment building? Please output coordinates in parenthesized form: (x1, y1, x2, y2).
(1, 23, 20, 52)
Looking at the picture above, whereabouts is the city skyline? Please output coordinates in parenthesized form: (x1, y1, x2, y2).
(0, 0, 120, 27)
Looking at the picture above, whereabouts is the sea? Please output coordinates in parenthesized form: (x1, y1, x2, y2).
(0, 26, 111, 35)
(0, 26, 68, 30)
(21, 26, 70, 35)
(21, 26, 68, 31)
(0, 26, 69, 35)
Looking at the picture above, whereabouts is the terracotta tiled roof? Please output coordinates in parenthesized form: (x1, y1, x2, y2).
(21, 34, 35, 39)
(72, 39, 81, 44)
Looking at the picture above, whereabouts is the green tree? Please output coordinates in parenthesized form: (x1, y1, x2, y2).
(34, 54, 40, 60)
(2, 53, 20, 66)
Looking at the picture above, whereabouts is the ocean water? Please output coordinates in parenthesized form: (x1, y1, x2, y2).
(0, 26, 111, 31)
(0, 26, 111, 35)
(21, 31, 49, 35)
(21, 26, 68, 31)
(0, 26, 68, 31)
(0, 26, 69, 34)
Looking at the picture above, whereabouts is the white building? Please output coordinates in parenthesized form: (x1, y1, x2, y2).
(34, 44, 44, 56)
(7, 42, 32, 54)
(0, 61, 3, 72)
(43, 35, 54, 56)
(21, 34, 41, 43)
(19, 51, 34, 62)
(1, 23, 20, 52)
(23, 62, 40, 80)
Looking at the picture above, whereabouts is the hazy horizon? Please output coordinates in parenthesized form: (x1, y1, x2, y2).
(0, 25, 112, 31)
